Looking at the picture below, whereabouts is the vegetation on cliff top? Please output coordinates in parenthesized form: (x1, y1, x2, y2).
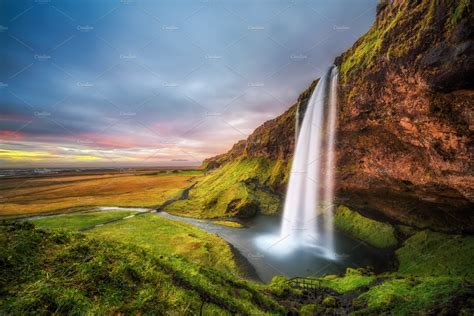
(340, 0, 471, 82)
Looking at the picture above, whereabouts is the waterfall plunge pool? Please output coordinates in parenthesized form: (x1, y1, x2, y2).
(156, 212, 393, 283)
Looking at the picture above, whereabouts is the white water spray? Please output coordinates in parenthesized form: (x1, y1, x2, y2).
(280, 65, 338, 259)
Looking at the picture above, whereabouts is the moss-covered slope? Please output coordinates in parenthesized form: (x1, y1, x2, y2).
(165, 157, 289, 217)
(335, 205, 398, 248)
(268, 226, 474, 314)
(0, 222, 284, 315)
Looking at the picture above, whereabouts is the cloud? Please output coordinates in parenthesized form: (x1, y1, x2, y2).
(0, 0, 376, 167)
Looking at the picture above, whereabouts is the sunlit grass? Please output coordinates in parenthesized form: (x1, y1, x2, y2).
(0, 222, 283, 315)
(28, 210, 138, 231)
(0, 171, 202, 218)
(86, 213, 239, 274)
(212, 220, 244, 228)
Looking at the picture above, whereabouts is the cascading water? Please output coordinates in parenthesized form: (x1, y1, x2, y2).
(280, 65, 339, 259)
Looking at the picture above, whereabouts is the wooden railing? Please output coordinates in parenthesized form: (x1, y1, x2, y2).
(287, 277, 321, 291)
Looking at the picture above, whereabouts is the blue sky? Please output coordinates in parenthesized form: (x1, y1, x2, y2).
(0, 0, 376, 167)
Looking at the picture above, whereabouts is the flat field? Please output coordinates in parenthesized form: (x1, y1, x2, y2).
(0, 169, 202, 218)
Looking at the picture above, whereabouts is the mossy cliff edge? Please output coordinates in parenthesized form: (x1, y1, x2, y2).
(166, 0, 473, 232)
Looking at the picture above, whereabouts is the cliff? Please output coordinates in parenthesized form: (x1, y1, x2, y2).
(168, 0, 473, 231)
(334, 0, 473, 231)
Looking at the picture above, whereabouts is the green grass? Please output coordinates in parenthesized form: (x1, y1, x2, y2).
(212, 220, 244, 228)
(165, 157, 284, 218)
(334, 205, 398, 248)
(28, 210, 137, 231)
(447, 0, 470, 29)
(353, 276, 470, 315)
(0, 221, 284, 315)
(86, 213, 239, 274)
(319, 268, 376, 294)
(396, 230, 474, 278)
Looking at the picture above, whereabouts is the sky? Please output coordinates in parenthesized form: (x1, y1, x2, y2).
(0, 0, 376, 168)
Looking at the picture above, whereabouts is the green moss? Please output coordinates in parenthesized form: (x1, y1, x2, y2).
(212, 220, 244, 228)
(0, 221, 284, 315)
(396, 230, 474, 278)
(354, 276, 468, 315)
(447, 0, 470, 29)
(334, 205, 398, 248)
(340, 1, 451, 82)
(268, 275, 291, 297)
(322, 296, 336, 307)
(300, 304, 318, 315)
(319, 268, 376, 293)
(340, 27, 383, 80)
(165, 157, 285, 218)
(28, 210, 137, 231)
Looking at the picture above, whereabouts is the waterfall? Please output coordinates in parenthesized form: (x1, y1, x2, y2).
(280, 65, 338, 259)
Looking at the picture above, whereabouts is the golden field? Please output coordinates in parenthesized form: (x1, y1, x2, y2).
(0, 169, 202, 218)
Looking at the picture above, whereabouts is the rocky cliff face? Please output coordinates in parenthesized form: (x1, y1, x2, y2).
(334, 0, 473, 231)
(198, 0, 473, 231)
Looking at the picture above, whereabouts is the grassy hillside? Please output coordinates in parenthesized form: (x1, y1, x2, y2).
(27, 211, 240, 274)
(0, 222, 284, 315)
(87, 214, 239, 274)
(165, 158, 288, 218)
